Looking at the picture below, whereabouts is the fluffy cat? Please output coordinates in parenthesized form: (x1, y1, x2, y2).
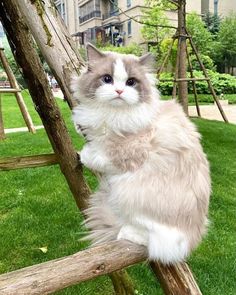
(71, 44, 211, 264)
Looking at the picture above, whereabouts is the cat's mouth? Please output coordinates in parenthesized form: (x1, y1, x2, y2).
(113, 96, 124, 100)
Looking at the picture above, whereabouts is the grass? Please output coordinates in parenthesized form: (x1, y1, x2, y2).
(0, 93, 236, 294)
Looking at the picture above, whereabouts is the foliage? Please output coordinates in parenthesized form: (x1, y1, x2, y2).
(186, 13, 214, 57)
(141, 0, 175, 59)
(217, 13, 236, 69)
(189, 54, 216, 71)
(158, 70, 236, 96)
(159, 38, 178, 70)
(98, 43, 144, 56)
(202, 12, 221, 37)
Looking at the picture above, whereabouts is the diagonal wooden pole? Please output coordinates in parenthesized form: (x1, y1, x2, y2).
(186, 42, 201, 117)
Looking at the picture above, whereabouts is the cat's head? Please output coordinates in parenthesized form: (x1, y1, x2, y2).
(74, 44, 156, 107)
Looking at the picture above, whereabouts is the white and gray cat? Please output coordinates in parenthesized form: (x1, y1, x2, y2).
(71, 44, 211, 264)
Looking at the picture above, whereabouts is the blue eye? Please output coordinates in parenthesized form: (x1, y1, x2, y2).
(126, 78, 136, 86)
(102, 74, 113, 84)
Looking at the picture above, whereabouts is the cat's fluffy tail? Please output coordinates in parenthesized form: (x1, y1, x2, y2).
(82, 186, 121, 245)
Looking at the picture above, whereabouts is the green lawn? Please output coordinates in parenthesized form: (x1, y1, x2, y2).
(0, 93, 235, 294)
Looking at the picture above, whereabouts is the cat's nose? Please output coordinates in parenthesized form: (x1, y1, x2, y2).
(115, 89, 123, 95)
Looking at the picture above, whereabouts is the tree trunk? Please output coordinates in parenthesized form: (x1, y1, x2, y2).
(15, 0, 86, 109)
(177, 0, 188, 115)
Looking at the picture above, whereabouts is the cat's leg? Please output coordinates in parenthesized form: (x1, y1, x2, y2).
(80, 143, 118, 173)
(117, 224, 148, 246)
(135, 216, 189, 263)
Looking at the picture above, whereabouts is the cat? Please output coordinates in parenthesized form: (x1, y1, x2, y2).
(71, 43, 211, 264)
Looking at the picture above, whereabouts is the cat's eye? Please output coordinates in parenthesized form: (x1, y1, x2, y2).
(102, 74, 113, 84)
(126, 78, 137, 87)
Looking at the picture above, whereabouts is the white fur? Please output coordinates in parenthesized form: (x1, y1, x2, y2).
(148, 223, 189, 263)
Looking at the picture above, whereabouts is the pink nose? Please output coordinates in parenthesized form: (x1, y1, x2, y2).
(116, 89, 123, 95)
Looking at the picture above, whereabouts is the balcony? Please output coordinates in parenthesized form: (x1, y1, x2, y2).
(79, 10, 101, 24)
(102, 10, 120, 26)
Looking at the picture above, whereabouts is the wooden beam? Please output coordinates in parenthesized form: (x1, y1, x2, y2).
(0, 154, 58, 170)
(0, 88, 21, 93)
(0, 240, 202, 295)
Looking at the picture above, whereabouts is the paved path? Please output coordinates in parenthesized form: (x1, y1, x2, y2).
(189, 104, 236, 124)
(5, 125, 44, 134)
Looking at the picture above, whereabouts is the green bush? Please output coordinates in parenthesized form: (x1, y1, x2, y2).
(158, 70, 236, 95)
(98, 43, 144, 56)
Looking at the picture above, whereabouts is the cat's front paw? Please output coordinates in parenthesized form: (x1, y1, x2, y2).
(80, 144, 112, 173)
(80, 145, 92, 168)
(117, 225, 148, 246)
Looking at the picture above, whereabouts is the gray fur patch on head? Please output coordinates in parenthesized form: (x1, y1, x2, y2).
(78, 53, 116, 99)
(121, 55, 153, 102)
(77, 47, 155, 103)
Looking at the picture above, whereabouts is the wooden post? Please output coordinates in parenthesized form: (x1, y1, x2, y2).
(15, 0, 86, 109)
(0, 2, 136, 294)
(0, 48, 36, 133)
(186, 44, 201, 117)
(0, 94, 5, 140)
(177, 0, 188, 114)
(188, 34, 228, 123)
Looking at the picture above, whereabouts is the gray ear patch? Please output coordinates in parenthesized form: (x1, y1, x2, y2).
(86, 43, 105, 62)
(139, 53, 155, 70)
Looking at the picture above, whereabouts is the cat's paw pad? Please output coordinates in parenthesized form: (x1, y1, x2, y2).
(117, 225, 148, 246)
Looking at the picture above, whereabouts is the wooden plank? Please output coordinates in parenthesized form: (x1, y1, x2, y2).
(0, 154, 58, 170)
(0, 88, 21, 93)
(0, 240, 201, 295)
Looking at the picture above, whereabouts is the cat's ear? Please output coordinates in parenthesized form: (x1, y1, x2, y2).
(139, 53, 155, 70)
(86, 43, 105, 62)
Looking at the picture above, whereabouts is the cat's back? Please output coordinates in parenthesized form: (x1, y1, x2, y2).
(153, 99, 201, 150)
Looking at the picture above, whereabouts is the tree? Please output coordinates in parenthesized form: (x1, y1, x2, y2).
(186, 13, 214, 56)
(202, 11, 221, 37)
(141, 0, 175, 59)
(218, 13, 236, 74)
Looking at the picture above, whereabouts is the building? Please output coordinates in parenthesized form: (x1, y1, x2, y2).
(77, 0, 148, 46)
(54, 0, 236, 47)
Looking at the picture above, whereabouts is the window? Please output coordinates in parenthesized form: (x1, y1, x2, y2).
(79, 0, 101, 23)
(110, 0, 118, 15)
(127, 20, 132, 36)
(127, 0, 131, 8)
(55, 0, 67, 24)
